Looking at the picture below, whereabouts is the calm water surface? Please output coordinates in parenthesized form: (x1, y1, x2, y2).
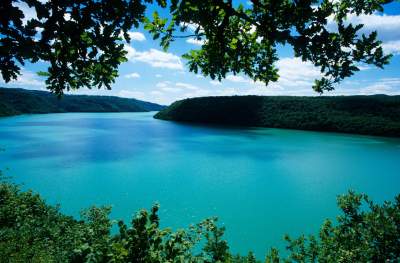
(1, 112, 399, 257)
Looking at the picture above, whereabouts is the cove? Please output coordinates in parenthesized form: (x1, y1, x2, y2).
(0, 112, 399, 257)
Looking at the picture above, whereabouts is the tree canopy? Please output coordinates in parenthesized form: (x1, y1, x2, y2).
(0, 0, 396, 95)
(0, 0, 165, 95)
(147, 0, 395, 93)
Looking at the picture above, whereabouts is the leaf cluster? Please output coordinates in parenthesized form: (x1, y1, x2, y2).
(0, 0, 162, 95)
(146, 0, 395, 93)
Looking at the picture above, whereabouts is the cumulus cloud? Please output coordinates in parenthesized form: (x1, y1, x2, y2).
(381, 40, 400, 55)
(161, 87, 182, 93)
(328, 13, 400, 55)
(124, 72, 140, 79)
(156, 81, 171, 88)
(343, 13, 400, 42)
(358, 83, 395, 94)
(175, 82, 199, 90)
(155, 82, 199, 93)
(0, 69, 44, 88)
(210, 80, 222, 86)
(145, 56, 398, 104)
(125, 45, 183, 70)
(127, 32, 146, 41)
(331, 78, 400, 96)
(275, 57, 321, 87)
(116, 90, 146, 100)
(12, 1, 37, 25)
(226, 75, 252, 83)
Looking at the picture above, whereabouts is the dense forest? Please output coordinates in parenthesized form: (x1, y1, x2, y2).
(0, 88, 164, 117)
(1, 176, 399, 262)
(155, 95, 400, 137)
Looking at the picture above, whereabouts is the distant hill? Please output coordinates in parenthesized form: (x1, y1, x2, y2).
(155, 95, 400, 137)
(0, 88, 165, 117)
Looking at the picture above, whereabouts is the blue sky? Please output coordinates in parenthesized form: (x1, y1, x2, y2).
(1, 1, 400, 105)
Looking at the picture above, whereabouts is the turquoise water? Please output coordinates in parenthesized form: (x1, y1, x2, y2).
(1, 112, 399, 257)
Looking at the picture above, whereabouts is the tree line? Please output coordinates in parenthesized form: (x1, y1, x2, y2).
(155, 95, 400, 137)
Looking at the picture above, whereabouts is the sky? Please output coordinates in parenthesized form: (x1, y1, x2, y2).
(1, 1, 400, 105)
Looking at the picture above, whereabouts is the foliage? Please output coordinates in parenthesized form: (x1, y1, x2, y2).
(0, 0, 166, 95)
(1, 1, 398, 95)
(154, 95, 400, 137)
(1, 177, 399, 262)
(0, 87, 164, 117)
(0, 178, 252, 262)
(146, 0, 395, 93)
(0, 177, 82, 261)
(267, 191, 400, 262)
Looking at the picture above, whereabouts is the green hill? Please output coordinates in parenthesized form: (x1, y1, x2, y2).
(0, 88, 165, 117)
(154, 95, 400, 137)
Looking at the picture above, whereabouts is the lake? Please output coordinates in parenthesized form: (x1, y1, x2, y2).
(0, 112, 399, 257)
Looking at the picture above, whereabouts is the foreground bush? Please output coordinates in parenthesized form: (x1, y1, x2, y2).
(0, 178, 399, 262)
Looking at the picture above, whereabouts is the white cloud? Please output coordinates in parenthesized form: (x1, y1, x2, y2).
(127, 32, 146, 41)
(175, 82, 199, 90)
(226, 75, 252, 83)
(358, 83, 395, 94)
(357, 64, 371, 71)
(1, 69, 44, 87)
(124, 72, 140, 79)
(328, 13, 400, 55)
(161, 87, 182, 93)
(155, 74, 163, 78)
(382, 40, 400, 55)
(343, 13, 400, 42)
(379, 78, 400, 85)
(125, 46, 183, 70)
(275, 57, 321, 87)
(186, 38, 205, 46)
(210, 80, 222, 86)
(13, 2, 37, 25)
(156, 81, 171, 88)
(155, 82, 200, 93)
(116, 90, 146, 99)
(202, 57, 321, 93)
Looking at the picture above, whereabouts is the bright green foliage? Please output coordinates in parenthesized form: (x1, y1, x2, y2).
(0, 178, 247, 262)
(267, 191, 400, 262)
(0, 178, 82, 261)
(146, 0, 395, 93)
(0, 0, 165, 95)
(1, 178, 399, 262)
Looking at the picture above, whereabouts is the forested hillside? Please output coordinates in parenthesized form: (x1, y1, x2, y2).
(0, 88, 165, 117)
(155, 95, 400, 137)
